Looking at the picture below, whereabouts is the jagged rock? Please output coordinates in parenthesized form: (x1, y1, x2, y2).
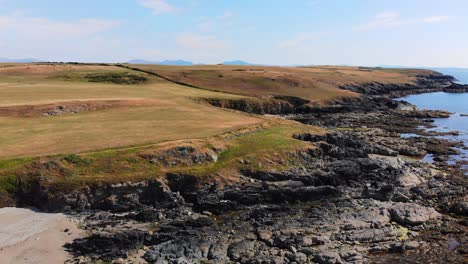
(66, 230, 146, 260)
(450, 200, 468, 216)
(314, 251, 343, 264)
(227, 240, 257, 260)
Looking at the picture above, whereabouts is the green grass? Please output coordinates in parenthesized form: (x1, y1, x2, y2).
(174, 123, 322, 177)
(85, 72, 148, 84)
(0, 175, 17, 194)
(0, 157, 35, 171)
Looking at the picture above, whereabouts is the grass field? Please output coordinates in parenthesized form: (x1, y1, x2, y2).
(0, 63, 434, 160)
(131, 64, 434, 104)
(0, 64, 262, 158)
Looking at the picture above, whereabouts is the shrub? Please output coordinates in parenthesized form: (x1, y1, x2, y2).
(63, 154, 90, 165)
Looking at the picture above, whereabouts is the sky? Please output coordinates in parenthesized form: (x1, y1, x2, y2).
(0, 0, 467, 67)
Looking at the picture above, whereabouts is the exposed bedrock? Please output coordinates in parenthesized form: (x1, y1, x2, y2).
(339, 74, 468, 97)
(55, 131, 467, 263)
(203, 75, 468, 116)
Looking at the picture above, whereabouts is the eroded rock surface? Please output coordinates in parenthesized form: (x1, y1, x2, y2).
(59, 130, 467, 263)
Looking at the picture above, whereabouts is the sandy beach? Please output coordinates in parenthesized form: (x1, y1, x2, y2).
(0, 207, 83, 264)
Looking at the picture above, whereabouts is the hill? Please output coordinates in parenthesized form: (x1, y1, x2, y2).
(127, 59, 193, 66)
(222, 60, 254, 65)
(131, 64, 434, 105)
(0, 63, 260, 158)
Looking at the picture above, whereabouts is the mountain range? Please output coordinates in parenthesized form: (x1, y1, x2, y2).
(0, 58, 42, 63)
(126, 59, 254, 66)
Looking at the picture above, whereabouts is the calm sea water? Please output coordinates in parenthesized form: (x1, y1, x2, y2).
(399, 68, 468, 172)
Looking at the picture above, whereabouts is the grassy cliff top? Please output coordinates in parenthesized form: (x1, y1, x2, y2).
(0, 63, 261, 158)
(0, 63, 434, 160)
(0, 63, 436, 197)
(131, 64, 436, 104)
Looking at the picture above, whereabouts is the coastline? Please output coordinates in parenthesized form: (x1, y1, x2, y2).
(397, 92, 468, 175)
(0, 72, 466, 263)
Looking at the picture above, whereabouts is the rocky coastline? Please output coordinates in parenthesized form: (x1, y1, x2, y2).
(3, 74, 468, 263)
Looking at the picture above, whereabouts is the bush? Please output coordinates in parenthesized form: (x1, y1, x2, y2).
(63, 154, 90, 165)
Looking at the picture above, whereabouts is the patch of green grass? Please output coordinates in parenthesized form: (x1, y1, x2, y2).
(85, 72, 148, 84)
(219, 126, 303, 161)
(177, 124, 317, 177)
(63, 154, 91, 165)
(0, 175, 17, 194)
(0, 123, 318, 185)
(0, 157, 35, 171)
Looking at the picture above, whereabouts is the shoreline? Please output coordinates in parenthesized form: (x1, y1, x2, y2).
(0, 74, 467, 263)
(397, 91, 468, 175)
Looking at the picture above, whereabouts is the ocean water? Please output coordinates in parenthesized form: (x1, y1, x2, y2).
(430, 68, 468, 84)
(399, 68, 468, 173)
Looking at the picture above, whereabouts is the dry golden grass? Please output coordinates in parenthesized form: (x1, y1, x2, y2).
(132, 65, 435, 104)
(0, 64, 122, 76)
(0, 63, 434, 159)
(0, 64, 262, 158)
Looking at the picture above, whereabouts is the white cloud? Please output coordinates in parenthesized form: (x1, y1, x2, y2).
(423, 16, 451, 23)
(197, 11, 234, 31)
(0, 13, 123, 61)
(279, 32, 328, 48)
(356, 12, 450, 31)
(176, 33, 225, 49)
(0, 13, 119, 39)
(137, 0, 175, 15)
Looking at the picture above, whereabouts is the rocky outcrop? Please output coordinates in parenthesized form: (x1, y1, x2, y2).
(57, 130, 467, 263)
(339, 74, 467, 98)
(202, 98, 297, 114)
(140, 145, 219, 167)
(16, 179, 183, 213)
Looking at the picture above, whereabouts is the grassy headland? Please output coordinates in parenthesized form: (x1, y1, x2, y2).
(0, 63, 437, 200)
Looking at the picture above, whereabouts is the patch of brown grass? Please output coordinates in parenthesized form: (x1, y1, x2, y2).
(0, 64, 264, 159)
(0, 99, 168, 117)
(131, 65, 436, 105)
(0, 64, 123, 76)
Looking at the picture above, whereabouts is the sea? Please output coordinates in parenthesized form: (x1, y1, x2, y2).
(398, 68, 468, 174)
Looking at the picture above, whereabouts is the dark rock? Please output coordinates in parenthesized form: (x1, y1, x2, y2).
(314, 252, 343, 264)
(66, 230, 146, 260)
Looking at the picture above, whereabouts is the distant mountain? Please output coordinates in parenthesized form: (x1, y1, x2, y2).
(222, 60, 254, 66)
(0, 57, 41, 63)
(127, 59, 193, 66)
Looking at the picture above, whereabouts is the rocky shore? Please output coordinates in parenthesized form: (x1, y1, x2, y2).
(3, 74, 468, 263)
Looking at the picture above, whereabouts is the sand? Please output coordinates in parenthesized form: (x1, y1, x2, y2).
(0, 207, 83, 264)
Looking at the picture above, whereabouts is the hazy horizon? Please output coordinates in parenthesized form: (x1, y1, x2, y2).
(1, 0, 467, 67)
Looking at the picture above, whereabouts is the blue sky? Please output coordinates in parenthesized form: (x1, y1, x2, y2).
(1, 0, 467, 67)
